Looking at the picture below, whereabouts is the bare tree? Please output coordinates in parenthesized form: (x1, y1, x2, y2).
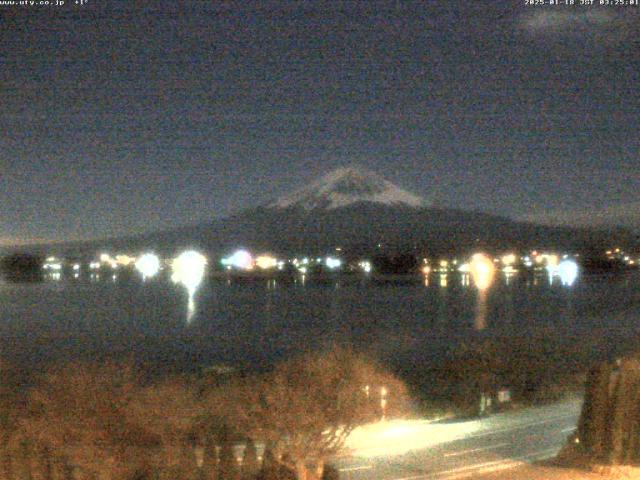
(17, 362, 156, 480)
(215, 347, 410, 480)
(127, 376, 205, 479)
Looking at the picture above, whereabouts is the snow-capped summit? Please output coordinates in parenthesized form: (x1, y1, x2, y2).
(270, 166, 427, 210)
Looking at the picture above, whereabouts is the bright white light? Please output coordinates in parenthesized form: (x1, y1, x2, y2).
(558, 260, 578, 286)
(73, 264, 80, 271)
(172, 250, 208, 321)
(172, 251, 207, 291)
(221, 250, 254, 270)
(325, 257, 342, 269)
(135, 253, 160, 279)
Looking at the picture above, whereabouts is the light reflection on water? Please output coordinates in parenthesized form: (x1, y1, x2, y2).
(0, 271, 638, 375)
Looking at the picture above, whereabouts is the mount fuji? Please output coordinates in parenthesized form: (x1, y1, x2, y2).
(20, 167, 636, 257)
(269, 166, 426, 211)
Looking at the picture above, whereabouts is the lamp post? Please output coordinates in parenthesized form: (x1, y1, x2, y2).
(380, 386, 388, 421)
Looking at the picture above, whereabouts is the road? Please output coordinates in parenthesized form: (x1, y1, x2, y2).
(336, 397, 582, 480)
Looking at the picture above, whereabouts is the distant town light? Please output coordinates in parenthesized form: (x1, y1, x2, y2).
(115, 254, 134, 266)
(325, 257, 342, 269)
(172, 251, 207, 289)
(558, 260, 578, 286)
(255, 255, 277, 270)
(470, 253, 495, 290)
(221, 249, 254, 270)
(360, 261, 372, 273)
(135, 253, 160, 279)
(501, 254, 516, 266)
(172, 250, 208, 321)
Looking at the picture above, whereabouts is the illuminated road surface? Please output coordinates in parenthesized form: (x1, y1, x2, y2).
(337, 397, 582, 480)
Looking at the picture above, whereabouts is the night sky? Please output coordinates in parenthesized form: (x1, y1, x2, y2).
(2, 0, 639, 245)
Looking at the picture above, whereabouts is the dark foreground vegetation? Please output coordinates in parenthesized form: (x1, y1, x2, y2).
(0, 347, 411, 480)
(0, 254, 43, 282)
(401, 329, 594, 417)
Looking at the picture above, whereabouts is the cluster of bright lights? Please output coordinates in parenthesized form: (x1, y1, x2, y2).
(548, 259, 578, 286)
(99, 253, 119, 269)
(43, 258, 62, 271)
(359, 261, 372, 273)
(135, 253, 161, 279)
(221, 250, 254, 270)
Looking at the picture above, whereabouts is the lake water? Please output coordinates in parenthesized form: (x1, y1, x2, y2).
(1, 271, 639, 380)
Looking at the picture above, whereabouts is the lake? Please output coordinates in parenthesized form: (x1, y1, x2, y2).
(1, 271, 639, 382)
